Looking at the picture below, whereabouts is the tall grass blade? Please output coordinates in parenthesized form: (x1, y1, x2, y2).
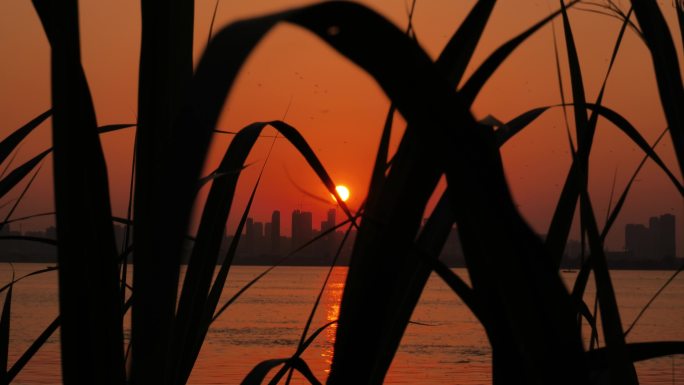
(438, 0, 496, 88)
(0, 235, 57, 246)
(460, 1, 579, 105)
(131, 0, 195, 380)
(601, 127, 669, 241)
(367, 104, 394, 208)
(0, 165, 43, 233)
(545, 0, 592, 272)
(0, 150, 49, 200)
(363, 1, 498, 341)
(580, 191, 637, 384)
(583, 103, 683, 194)
(586, 341, 684, 369)
(0, 266, 57, 295)
(494, 107, 548, 146)
(0, 282, 12, 382)
(0, 212, 54, 226)
(173, 121, 277, 385)
(211, 218, 352, 325)
(547, 4, 635, 269)
(497, 103, 683, 194)
(282, 218, 354, 385)
(625, 262, 684, 337)
(433, 260, 483, 322)
(269, 320, 338, 385)
(150, 2, 589, 382)
(31, 1, 125, 383)
(551, 19, 575, 154)
(5, 316, 59, 384)
(97, 123, 135, 134)
(6, 294, 133, 384)
(0, 110, 50, 166)
(678, 2, 684, 49)
(631, 1, 684, 178)
(240, 357, 321, 385)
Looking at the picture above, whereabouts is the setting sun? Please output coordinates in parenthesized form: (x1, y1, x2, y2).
(335, 185, 350, 202)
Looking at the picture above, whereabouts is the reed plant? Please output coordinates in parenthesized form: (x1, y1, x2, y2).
(1, 1, 683, 384)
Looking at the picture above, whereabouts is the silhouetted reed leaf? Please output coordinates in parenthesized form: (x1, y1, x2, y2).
(437, 0, 495, 89)
(0, 110, 50, 166)
(269, 320, 338, 385)
(433, 260, 483, 322)
(601, 128, 669, 241)
(0, 150, 49, 200)
(367, 104, 394, 208)
(560, 0, 589, 147)
(496, 104, 683, 195)
(580, 191, 637, 384)
(97, 123, 135, 134)
(131, 0, 194, 380)
(0, 266, 57, 295)
(0, 235, 57, 247)
(678, 2, 684, 48)
(31, 1, 124, 382)
(363, 1, 499, 347)
(583, 103, 683, 194)
(0, 283, 12, 378)
(625, 262, 684, 337)
(494, 107, 548, 146)
(586, 341, 684, 370)
(6, 316, 59, 384)
(545, 0, 594, 273)
(460, 1, 579, 105)
(0, 164, 42, 233)
(211, 218, 352, 325)
(174, 122, 274, 385)
(240, 357, 321, 385)
(631, 1, 684, 178)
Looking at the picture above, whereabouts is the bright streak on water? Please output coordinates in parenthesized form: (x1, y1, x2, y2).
(2, 265, 683, 384)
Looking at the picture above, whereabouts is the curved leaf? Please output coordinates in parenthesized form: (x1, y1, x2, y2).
(0, 150, 49, 200)
(241, 357, 321, 385)
(0, 282, 12, 377)
(632, 1, 684, 179)
(460, 0, 579, 105)
(0, 110, 51, 166)
(586, 341, 684, 370)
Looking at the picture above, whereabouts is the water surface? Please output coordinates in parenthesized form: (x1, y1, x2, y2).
(3, 265, 683, 384)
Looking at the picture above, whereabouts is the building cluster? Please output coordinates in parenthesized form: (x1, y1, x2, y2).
(234, 209, 352, 265)
(561, 213, 678, 269)
(2, 211, 676, 269)
(625, 214, 676, 261)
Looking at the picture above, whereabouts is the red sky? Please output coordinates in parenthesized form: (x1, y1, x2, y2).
(0, 1, 682, 256)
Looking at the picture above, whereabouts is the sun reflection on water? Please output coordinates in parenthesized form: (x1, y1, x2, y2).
(322, 280, 344, 374)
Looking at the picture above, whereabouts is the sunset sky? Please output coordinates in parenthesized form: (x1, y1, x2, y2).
(0, 0, 682, 256)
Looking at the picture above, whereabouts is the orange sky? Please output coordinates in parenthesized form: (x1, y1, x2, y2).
(0, 1, 682, 256)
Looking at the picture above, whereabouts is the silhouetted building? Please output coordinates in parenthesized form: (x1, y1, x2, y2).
(292, 209, 313, 249)
(625, 214, 676, 260)
(271, 210, 281, 254)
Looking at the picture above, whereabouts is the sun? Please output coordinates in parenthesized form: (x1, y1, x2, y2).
(335, 185, 350, 202)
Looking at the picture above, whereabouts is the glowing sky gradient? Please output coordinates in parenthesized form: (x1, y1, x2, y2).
(0, 1, 682, 255)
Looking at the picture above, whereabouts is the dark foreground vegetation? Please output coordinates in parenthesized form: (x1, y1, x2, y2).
(1, 1, 684, 384)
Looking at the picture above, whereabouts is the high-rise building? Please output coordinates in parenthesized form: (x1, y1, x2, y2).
(657, 214, 676, 259)
(292, 209, 313, 249)
(327, 209, 335, 229)
(271, 210, 281, 254)
(625, 214, 676, 260)
(245, 217, 254, 255)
